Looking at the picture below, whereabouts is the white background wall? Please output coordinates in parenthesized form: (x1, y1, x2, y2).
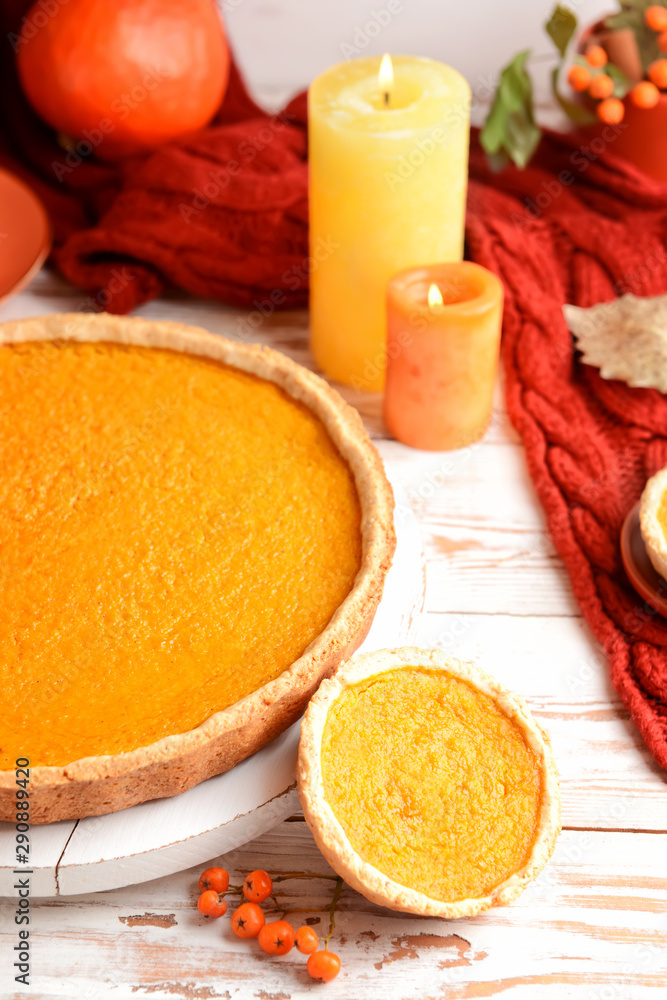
(223, 0, 612, 118)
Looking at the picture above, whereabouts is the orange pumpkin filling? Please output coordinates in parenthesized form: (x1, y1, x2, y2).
(321, 667, 542, 902)
(0, 341, 361, 769)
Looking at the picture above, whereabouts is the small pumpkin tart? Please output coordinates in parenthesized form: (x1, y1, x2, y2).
(0, 313, 395, 823)
(297, 647, 560, 918)
(640, 467, 667, 581)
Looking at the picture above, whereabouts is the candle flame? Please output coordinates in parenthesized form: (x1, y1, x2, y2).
(379, 53, 393, 103)
(428, 283, 444, 310)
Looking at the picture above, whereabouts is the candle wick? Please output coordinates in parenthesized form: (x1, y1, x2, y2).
(383, 91, 390, 108)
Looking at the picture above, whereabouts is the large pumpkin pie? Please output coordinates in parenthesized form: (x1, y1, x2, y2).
(0, 313, 395, 823)
(298, 647, 560, 918)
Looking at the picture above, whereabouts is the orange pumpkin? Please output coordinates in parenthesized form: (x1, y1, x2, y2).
(17, 0, 229, 160)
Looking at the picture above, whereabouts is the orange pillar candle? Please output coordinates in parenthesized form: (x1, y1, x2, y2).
(383, 262, 503, 451)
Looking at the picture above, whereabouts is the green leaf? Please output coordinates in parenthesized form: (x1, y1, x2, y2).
(505, 112, 541, 169)
(550, 75, 598, 123)
(606, 61, 631, 98)
(545, 3, 578, 58)
(480, 50, 542, 169)
(550, 66, 598, 124)
(498, 50, 533, 112)
(479, 102, 506, 153)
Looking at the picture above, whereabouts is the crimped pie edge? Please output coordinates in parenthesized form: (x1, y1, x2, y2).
(297, 646, 561, 919)
(0, 312, 396, 822)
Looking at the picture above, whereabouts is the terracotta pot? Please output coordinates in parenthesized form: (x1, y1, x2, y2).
(604, 91, 667, 183)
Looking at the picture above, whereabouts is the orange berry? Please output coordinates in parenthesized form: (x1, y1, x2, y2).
(295, 925, 320, 954)
(231, 901, 265, 939)
(307, 949, 341, 983)
(648, 58, 667, 88)
(596, 97, 625, 124)
(567, 64, 591, 92)
(659, 30, 667, 53)
(198, 867, 229, 894)
(645, 5, 667, 31)
(242, 869, 273, 903)
(630, 80, 660, 108)
(197, 890, 227, 918)
(585, 44, 607, 68)
(258, 919, 295, 956)
(588, 73, 614, 99)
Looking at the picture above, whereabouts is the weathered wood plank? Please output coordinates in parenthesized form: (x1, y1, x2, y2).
(2, 824, 664, 1000)
(382, 438, 579, 618)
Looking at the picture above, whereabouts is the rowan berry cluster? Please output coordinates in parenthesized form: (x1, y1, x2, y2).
(196, 866, 342, 982)
(567, 7, 667, 123)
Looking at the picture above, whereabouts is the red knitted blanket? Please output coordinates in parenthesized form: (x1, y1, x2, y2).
(466, 132, 667, 771)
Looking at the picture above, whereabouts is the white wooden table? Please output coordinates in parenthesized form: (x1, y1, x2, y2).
(1, 271, 666, 999)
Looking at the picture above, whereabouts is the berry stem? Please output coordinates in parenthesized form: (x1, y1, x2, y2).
(325, 877, 344, 948)
(217, 884, 244, 897)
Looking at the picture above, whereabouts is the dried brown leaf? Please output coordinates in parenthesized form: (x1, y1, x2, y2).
(564, 294, 667, 392)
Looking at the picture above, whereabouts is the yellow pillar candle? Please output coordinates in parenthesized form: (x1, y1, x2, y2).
(308, 55, 470, 392)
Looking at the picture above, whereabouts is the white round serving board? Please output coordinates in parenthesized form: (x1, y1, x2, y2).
(0, 459, 424, 897)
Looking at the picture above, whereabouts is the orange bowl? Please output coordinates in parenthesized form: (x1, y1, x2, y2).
(0, 168, 51, 303)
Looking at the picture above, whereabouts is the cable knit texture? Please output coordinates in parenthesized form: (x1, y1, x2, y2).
(466, 129, 667, 772)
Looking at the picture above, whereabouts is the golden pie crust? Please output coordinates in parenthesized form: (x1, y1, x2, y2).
(297, 647, 561, 919)
(0, 313, 395, 823)
(639, 467, 667, 581)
